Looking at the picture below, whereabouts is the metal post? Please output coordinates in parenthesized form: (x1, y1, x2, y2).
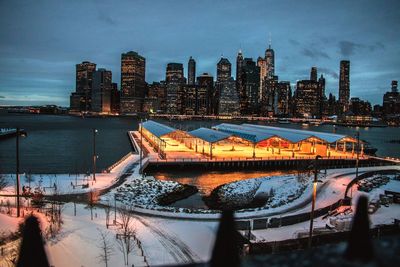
(16, 127, 21, 218)
(114, 194, 117, 224)
(353, 131, 360, 198)
(139, 119, 143, 174)
(93, 128, 97, 182)
(308, 155, 321, 248)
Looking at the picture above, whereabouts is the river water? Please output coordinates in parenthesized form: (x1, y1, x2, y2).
(1, 114, 400, 174)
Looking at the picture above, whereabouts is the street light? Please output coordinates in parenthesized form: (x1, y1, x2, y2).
(352, 131, 360, 198)
(139, 119, 143, 174)
(16, 127, 27, 218)
(93, 128, 98, 182)
(308, 155, 322, 248)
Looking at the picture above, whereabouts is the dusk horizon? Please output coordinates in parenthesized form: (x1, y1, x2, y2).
(1, 0, 399, 106)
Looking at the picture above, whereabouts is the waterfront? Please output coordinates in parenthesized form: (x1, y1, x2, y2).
(1, 114, 400, 174)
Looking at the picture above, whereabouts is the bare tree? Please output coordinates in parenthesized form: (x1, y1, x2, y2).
(0, 174, 8, 191)
(103, 200, 111, 228)
(115, 206, 136, 266)
(24, 171, 35, 188)
(87, 190, 98, 220)
(97, 229, 114, 267)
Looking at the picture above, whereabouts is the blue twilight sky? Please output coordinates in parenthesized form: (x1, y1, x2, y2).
(0, 0, 399, 106)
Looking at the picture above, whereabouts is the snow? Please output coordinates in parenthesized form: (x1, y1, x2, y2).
(1, 162, 399, 267)
(217, 174, 311, 211)
(0, 212, 23, 234)
(0, 153, 138, 197)
(43, 203, 216, 266)
(114, 178, 182, 207)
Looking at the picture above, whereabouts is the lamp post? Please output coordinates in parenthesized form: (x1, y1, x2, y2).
(352, 131, 360, 198)
(16, 127, 27, 218)
(93, 128, 98, 182)
(308, 155, 322, 248)
(139, 119, 143, 174)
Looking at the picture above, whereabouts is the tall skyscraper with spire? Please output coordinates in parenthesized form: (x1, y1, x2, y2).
(236, 49, 244, 84)
(188, 56, 196, 85)
(265, 37, 275, 79)
(338, 60, 350, 113)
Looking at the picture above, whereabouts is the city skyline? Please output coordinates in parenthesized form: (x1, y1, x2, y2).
(0, 0, 399, 106)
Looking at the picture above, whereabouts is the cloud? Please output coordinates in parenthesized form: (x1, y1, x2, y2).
(338, 41, 385, 57)
(97, 13, 117, 25)
(302, 48, 330, 59)
(0, 95, 5, 98)
(289, 39, 300, 46)
(338, 41, 362, 57)
(319, 67, 339, 80)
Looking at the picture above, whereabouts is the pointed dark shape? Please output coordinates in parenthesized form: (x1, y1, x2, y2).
(210, 210, 240, 267)
(344, 195, 374, 262)
(17, 215, 50, 267)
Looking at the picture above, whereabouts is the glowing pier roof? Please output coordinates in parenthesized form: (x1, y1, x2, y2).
(188, 127, 232, 143)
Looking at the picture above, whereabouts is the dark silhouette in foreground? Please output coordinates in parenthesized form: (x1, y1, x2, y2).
(17, 215, 50, 267)
(344, 195, 374, 262)
(210, 210, 240, 267)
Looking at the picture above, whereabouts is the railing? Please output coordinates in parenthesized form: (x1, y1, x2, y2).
(104, 151, 133, 173)
(150, 155, 370, 163)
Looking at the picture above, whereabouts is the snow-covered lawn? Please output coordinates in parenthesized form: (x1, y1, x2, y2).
(115, 178, 183, 207)
(0, 153, 138, 198)
(44, 203, 216, 266)
(217, 174, 312, 211)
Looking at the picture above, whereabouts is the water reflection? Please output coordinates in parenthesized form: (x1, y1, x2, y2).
(153, 170, 297, 195)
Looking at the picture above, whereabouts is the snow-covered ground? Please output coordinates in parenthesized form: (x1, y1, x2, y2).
(2, 203, 217, 267)
(0, 153, 138, 200)
(114, 178, 183, 208)
(218, 173, 311, 211)
(251, 171, 400, 242)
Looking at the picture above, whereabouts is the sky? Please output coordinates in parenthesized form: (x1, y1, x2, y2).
(0, 0, 399, 106)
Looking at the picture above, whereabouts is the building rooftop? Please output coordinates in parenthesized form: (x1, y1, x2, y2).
(141, 120, 177, 138)
(188, 127, 231, 143)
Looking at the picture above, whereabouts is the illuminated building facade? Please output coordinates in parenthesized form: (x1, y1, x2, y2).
(70, 61, 97, 112)
(120, 51, 146, 113)
(188, 56, 196, 86)
(338, 60, 350, 113)
(91, 68, 112, 113)
(166, 63, 185, 114)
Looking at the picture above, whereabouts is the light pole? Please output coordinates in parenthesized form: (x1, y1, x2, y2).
(352, 131, 360, 199)
(308, 155, 322, 248)
(16, 128, 27, 218)
(139, 119, 143, 174)
(93, 128, 98, 182)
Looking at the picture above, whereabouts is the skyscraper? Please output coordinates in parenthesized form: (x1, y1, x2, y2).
(92, 68, 112, 113)
(166, 63, 185, 114)
(236, 50, 244, 91)
(71, 61, 96, 111)
(215, 57, 232, 114)
(276, 81, 291, 116)
(219, 77, 239, 116)
(383, 80, 400, 117)
(188, 56, 196, 85)
(338, 60, 350, 113)
(257, 57, 267, 98)
(216, 57, 231, 83)
(392, 80, 398, 93)
(310, 67, 318, 82)
(120, 51, 146, 113)
(294, 80, 320, 118)
(265, 44, 275, 79)
(197, 73, 214, 115)
(239, 58, 260, 115)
